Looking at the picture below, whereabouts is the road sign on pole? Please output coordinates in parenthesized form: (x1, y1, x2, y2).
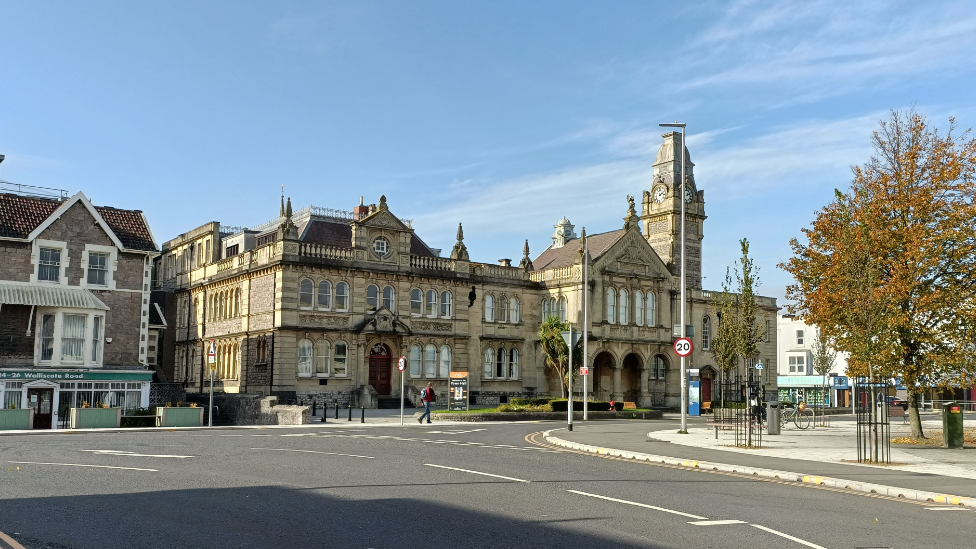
(207, 340, 216, 364)
(674, 337, 693, 357)
(580, 367, 589, 376)
(398, 356, 406, 425)
(397, 356, 406, 372)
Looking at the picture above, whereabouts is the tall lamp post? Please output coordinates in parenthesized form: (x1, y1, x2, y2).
(660, 121, 688, 434)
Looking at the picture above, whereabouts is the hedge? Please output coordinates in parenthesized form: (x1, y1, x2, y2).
(550, 399, 613, 412)
(510, 397, 555, 407)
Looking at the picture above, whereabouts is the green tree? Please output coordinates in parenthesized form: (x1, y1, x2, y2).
(538, 315, 583, 399)
(710, 268, 740, 405)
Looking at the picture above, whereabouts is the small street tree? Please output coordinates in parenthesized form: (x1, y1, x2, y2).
(782, 109, 976, 439)
(538, 316, 584, 399)
(710, 269, 740, 407)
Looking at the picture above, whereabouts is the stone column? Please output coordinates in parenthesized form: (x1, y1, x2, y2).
(611, 366, 623, 401)
(638, 365, 651, 408)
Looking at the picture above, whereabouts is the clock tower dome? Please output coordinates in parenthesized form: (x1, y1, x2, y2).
(641, 131, 707, 290)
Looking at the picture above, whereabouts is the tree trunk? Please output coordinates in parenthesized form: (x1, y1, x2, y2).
(907, 389, 925, 439)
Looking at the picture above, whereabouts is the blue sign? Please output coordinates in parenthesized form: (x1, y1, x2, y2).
(828, 376, 850, 390)
(688, 378, 701, 416)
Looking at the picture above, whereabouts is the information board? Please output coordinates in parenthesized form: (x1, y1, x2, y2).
(448, 371, 469, 412)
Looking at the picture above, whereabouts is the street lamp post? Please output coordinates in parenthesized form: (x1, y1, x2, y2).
(660, 121, 688, 434)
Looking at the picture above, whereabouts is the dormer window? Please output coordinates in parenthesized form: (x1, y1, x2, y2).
(39, 248, 61, 282)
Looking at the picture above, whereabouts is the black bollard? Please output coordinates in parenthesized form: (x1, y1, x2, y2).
(348, 405, 352, 421)
(335, 403, 339, 419)
(312, 401, 317, 417)
(361, 405, 365, 423)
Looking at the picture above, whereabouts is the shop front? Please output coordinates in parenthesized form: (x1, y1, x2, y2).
(0, 369, 152, 429)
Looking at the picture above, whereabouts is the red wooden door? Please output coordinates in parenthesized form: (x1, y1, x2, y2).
(368, 344, 392, 395)
(28, 388, 54, 429)
(701, 377, 712, 403)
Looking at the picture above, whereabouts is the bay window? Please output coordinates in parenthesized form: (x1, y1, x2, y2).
(34, 310, 105, 367)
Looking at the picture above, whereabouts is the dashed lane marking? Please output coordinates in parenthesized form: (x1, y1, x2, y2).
(80, 450, 193, 459)
(425, 464, 530, 483)
(250, 448, 374, 459)
(925, 507, 971, 511)
(689, 519, 746, 526)
(567, 490, 707, 519)
(8, 461, 157, 472)
(750, 524, 828, 549)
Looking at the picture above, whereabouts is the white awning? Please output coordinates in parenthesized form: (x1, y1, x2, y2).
(0, 282, 109, 311)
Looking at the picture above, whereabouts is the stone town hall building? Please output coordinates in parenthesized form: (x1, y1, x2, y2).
(156, 132, 778, 409)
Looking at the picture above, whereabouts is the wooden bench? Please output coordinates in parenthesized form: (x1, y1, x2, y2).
(888, 405, 908, 424)
(705, 420, 735, 439)
(701, 402, 712, 414)
(623, 401, 637, 410)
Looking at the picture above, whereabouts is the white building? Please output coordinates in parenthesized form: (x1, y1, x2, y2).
(776, 314, 850, 407)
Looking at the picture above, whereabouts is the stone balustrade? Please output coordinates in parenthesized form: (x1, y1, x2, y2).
(299, 243, 354, 260)
(410, 255, 456, 271)
(470, 262, 526, 280)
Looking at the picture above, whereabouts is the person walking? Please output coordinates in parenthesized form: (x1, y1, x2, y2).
(418, 382, 435, 424)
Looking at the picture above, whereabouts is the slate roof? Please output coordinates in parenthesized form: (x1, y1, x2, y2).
(299, 217, 437, 258)
(0, 193, 157, 252)
(532, 229, 625, 271)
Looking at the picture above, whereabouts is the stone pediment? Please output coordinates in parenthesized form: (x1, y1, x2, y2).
(595, 229, 672, 279)
(359, 210, 411, 232)
(354, 306, 412, 335)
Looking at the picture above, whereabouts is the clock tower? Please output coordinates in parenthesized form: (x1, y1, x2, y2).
(641, 131, 707, 290)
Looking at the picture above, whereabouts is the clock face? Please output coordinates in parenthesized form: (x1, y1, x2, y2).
(684, 186, 694, 204)
(653, 186, 666, 204)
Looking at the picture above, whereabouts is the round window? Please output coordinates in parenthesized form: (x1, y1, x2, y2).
(373, 237, 391, 258)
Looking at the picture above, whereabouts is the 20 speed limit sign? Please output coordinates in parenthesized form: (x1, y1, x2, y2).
(673, 337, 693, 357)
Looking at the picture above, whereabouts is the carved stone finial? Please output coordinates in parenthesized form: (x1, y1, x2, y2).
(450, 222, 469, 261)
(623, 196, 640, 232)
(280, 194, 285, 217)
(286, 197, 293, 218)
(278, 196, 298, 240)
(519, 239, 534, 272)
(379, 195, 388, 210)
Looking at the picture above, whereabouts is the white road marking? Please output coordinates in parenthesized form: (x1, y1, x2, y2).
(567, 490, 707, 520)
(251, 434, 273, 437)
(689, 520, 746, 526)
(190, 435, 212, 437)
(280, 433, 317, 437)
(250, 448, 374, 459)
(425, 464, 530, 483)
(925, 507, 970, 511)
(750, 524, 828, 549)
(220, 435, 243, 437)
(80, 450, 193, 459)
(8, 461, 157, 472)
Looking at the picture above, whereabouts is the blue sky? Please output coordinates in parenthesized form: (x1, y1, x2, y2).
(2, 0, 975, 304)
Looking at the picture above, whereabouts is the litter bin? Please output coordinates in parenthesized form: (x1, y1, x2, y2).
(943, 402, 964, 448)
(767, 401, 781, 435)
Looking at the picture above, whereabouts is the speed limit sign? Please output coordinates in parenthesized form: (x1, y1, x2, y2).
(397, 356, 406, 372)
(674, 338, 693, 357)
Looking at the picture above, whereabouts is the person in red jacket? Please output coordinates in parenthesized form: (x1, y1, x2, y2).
(418, 382, 435, 424)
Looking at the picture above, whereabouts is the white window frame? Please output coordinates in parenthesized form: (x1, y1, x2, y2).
(619, 289, 629, 325)
(485, 295, 494, 322)
(411, 289, 423, 316)
(424, 344, 437, 377)
(31, 239, 69, 286)
(542, 298, 550, 320)
(647, 292, 656, 326)
(410, 344, 422, 378)
(333, 341, 349, 376)
(425, 290, 437, 318)
(483, 348, 494, 379)
(316, 340, 331, 377)
(297, 339, 313, 377)
(635, 290, 644, 326)
(558, 296, 567, 322)
(299, 279, 314, 309)
(440, 291, 453, 318)
(317, 280, 332, 310)
(81, 244, 118, 289)
(607, 289, 616, 324)
(498, 297, 508, 323)
(702, 316, 711, 350)
(33, 308, 105, 368)
(510, 297, 520, 323)
(439, 345, 451, 378)
(383, 286, 396, 311)
(335, 282, 350, 311)
(796, 330, 805, 346)
(366, 284, 379, 312)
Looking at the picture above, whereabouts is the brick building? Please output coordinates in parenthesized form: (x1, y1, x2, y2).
(0, 189, 158, 428)
(156, 132, 779, 410)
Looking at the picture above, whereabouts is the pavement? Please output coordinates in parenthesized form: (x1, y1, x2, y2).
(546, 412, 976, 506)
(2, 420, 975, 549)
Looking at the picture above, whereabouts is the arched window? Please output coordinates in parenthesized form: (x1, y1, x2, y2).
(316, 340, 330, 376)
(410, 344, 422, 377)
(619, 289, 629, 325)
(635, 290, 644, 326)
(558, 296, 567, 322)
(383, 286, 395, 311)
(299, 280, 313, 308)
(318, 280, 332, 309)
(483, 348, 495, 379)
(335, 282, 349, 311)
(650, 355, 667, 380)
(439, 345, 451, 378)
(511, 297, 520, 323)
(607, 288, 616, 324)
(509, 348, 519, 378)
(366, 285, 379, 311)
(298, 339, 313, 377)
(485, 295, 495, 322)
(425, 290, 437, 317)
(234, 289, 240, 317)
(542, 298, 550, 320)
(218, 292, 225, 319)
(424, 344, 437, 377)
(233, 343, 240, 379)
(411, 289, 422, 315)
(440, 291, 452, 317)
(702, 316, 711, 350)
(333, 342, 348, 376)
(256, 336, 267, 364)
(496, 346, 507, 378)
(646, 292, 656, 326)
(498, 297, 508, 323)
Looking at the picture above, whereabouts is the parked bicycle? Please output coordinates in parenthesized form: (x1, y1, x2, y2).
(781, 401, 813, 429)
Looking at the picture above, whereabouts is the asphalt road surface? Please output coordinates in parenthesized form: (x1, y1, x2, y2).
(0, 421, 972, 549)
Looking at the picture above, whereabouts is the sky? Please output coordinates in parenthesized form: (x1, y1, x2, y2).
(2, 0, 976, 306)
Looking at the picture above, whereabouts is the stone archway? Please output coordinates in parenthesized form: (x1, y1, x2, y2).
(620, 353, 643, 403)
(592, 351, 616, 401)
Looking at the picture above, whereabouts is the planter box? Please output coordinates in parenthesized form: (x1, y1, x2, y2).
(156, 407, 204, 427)
(69, 407, 121, 429)
(0, 408, 34, 430)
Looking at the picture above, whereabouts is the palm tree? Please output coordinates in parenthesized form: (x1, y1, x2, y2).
(538, 315, 583, 398)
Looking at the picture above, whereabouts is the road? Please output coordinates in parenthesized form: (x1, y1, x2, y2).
(0, 420, 971, 549)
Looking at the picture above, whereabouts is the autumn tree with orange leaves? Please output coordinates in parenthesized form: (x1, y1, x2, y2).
(781, 109, 976, 439)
